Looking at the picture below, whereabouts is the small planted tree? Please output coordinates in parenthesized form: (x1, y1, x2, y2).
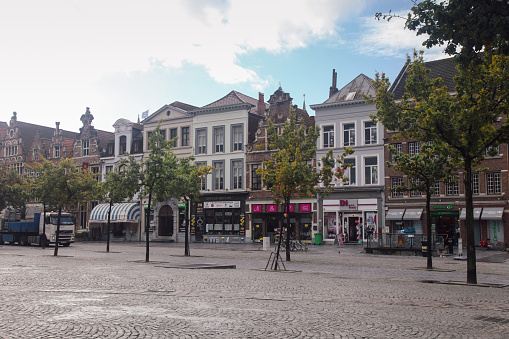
(101, 155, 141, 252)
(258, 106, 352, 264)
(30, 159, 100, 256)
(387, 144, 453, 269)
(168, 157, 212, 256)
(139, 123, 178, 262)
(0, 165, 29, 216)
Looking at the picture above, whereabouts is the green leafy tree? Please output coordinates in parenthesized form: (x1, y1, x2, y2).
(387, 144, 453, 269)
(371, 51, 509, 284)
(29, 158, 100, 256)
(139, 123, 178, 262)
(258, 106, 352, 264)
(101, 155, 141, 252)
(0, 166, 29, 215)
(168, 157, 212, 256)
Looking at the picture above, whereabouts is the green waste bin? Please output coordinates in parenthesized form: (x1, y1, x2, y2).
(314, 234, 323, 245)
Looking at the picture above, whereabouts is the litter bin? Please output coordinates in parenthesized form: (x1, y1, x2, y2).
(315, 233, 323, 245)
(421, 241, 428, 257)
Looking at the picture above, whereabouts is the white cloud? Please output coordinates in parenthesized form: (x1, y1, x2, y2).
(356, 10, 446, 61)
(0, 0, 364, 87)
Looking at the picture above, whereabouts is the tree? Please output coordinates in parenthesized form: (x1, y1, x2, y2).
(139, 123, 178, 262)
(168, 157, 212, 256)
(101, 155, 141, 252)
(258, 106, 352, 264)
(371, 51, 509, 284)
(29, 159, 100, 256)
(387, 144, 453, 269)
(0, 165, 28, 214)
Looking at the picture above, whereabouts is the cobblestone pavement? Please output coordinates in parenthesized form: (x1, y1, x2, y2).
(1, 241, 508, 338)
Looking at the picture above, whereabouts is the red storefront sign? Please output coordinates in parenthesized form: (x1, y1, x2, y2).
(300, 203, 311, 212)
(252, 204, 262, 213)
(267, 204, 278, 213)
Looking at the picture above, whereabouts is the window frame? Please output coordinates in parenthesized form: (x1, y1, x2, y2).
(343, 122, 356, 147)
(343, 158, 356, 185)
(323, 124, 335, 148)
(364, 121, 377, 145)
(181, 126, 190, 146)
(364, 156, 378, 185)
(231, 124, 244, 152)
(213, 126, 225, 153)
(195, 128, 207, 155)
(231, 159, 243, 190)
(213, 160, 225, 190)
(487, 172, 501, 194)
(251, 163, 262, 190)
(391, 177, 404, 198)
(82, 140, 90, 156)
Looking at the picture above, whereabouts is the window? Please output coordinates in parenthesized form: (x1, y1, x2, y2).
(343, 158, 356, 185)
(80, 204, 87, 230)
(33, 148, 39, 161)
(410, 178, 422, 197)
(147, 131, 153, 148)
(170, 128, 178, 143)
(107, 143, 115, 156)
(364, 157, 378, 185)
(195, 128, 207, 154)
(91, 166, 100, 182)
(213, 161, 224, 190)
(343, 123, 355, 146)
(16, 162, 23, 175)
(213, 126, 224, 153)
(486, 145, 500, 157)
(232, 124, 243, 151)
(181, 127, 190, 146)
(82, 140, 89, 156)
(54, 145, 60, 158)
(106, 166, 113, 174)
(433, 182, 441, 196)
(391, 177, 404, 197)
(472, 174, 479, 195)
(6, 145, 18, 156)
(251, 164, 262, 190)
(132, 139, 142, 153)
(446, 176, 459, 195)
(323, 125, 334, 148)
(364, 121, 377, 144)
(119, 136, 127, 155)
(487, 172, 501, 194)
(195, 162, 207, 190)
(409, 142, 420, 157)
(160, 129, 166, 140)
(231, 160, 243, 189)
(391, 143, 402, 163)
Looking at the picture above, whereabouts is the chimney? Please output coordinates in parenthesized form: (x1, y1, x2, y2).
(56, 122, 60, 132)
(329, 69, 338, 97)
(258, 92, 265, 115)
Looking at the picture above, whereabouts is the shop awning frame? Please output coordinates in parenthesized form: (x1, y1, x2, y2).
(89, 203, 141, 223)
(403, 209, 423, 220)
(385, 209, 405, 221)
(459, 208, 482, 220)
(480, 207, 504, 220)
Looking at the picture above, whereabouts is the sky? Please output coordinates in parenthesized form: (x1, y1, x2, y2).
(0, 0, 447, 133)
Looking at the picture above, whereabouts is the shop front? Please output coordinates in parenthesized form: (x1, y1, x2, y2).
(323, 199, 379, 244)
(191, 193, 247, 243)
(88, 203, 141, 241)
(249, 202, 314, 243)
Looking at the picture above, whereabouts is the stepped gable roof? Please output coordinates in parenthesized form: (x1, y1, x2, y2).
(14, 121, 79, 147)
(323, 74, 375, 104)
(390, 57, 459, 100)
(169, 101, 198, 112)
(201, 90, 267, 114)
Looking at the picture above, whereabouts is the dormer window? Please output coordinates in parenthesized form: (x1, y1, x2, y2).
(119, 136, 127, 155)
(345, 92, 356, 100)
(9, 129, 14, 138)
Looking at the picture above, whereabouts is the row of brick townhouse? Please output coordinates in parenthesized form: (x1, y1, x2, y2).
(2, 58, 507, 248)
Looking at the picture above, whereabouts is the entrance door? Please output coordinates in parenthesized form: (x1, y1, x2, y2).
(267, 215, 279, 243)
(158, 205, 174, 236)
(348, 217, 359, 242)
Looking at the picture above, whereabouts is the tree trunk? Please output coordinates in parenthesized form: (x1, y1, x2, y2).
(464, 160, 477, 284)
(426, 187, 433, 269)
(146, 193, 152, 262)
(41, 203, 47, 249)
(184, 196, 190, 257)
(285, 198, 291, 262)
(106, 201, 113, 253)
(53, 206, 61, 256)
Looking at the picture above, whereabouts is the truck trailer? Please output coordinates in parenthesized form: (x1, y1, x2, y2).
(0, 212, 75, 247)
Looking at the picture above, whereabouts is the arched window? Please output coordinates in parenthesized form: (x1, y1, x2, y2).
(119, 136, 127, 155)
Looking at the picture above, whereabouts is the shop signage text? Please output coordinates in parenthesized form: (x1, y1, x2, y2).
(204, 201, 241, 209)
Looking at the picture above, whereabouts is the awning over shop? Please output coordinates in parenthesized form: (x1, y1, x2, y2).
(481, 207, 504, 220)
(459, 208, 482, 220)
(89, 203, 141, 223)
(403, 209, 423, 220)
(385, 209, 405, 220)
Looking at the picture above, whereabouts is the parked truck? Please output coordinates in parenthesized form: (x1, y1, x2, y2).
(0, 211, 75, 247)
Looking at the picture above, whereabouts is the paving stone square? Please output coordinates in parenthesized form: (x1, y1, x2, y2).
(1, 242, 508, 338)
